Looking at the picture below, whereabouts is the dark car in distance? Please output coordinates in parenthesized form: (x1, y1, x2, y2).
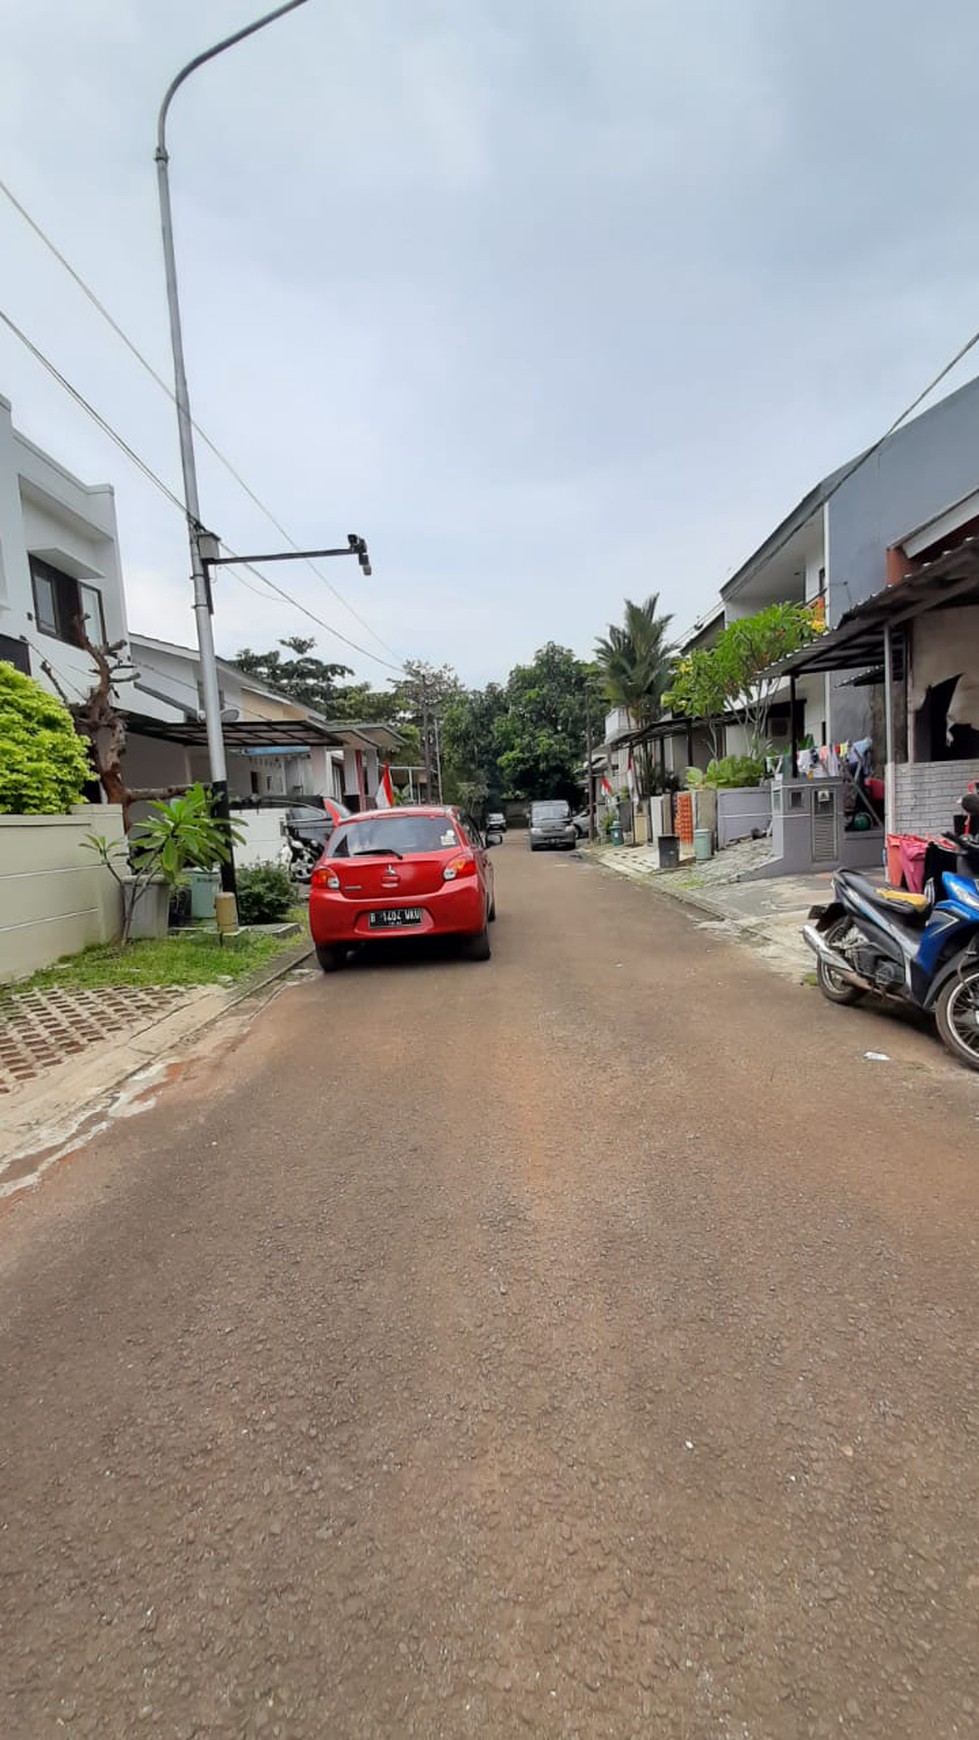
(528, 800, 577, 851)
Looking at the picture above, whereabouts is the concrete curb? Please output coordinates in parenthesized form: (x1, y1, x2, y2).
(226, 937, 315, 1005)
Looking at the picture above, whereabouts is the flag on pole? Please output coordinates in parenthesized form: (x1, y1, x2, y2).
(375, 763, 395, 808)
(627, 750, 636, 797)
(601, 775, 614, 798)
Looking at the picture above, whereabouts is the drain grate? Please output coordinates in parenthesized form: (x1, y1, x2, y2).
(0, 985, 191, 1095)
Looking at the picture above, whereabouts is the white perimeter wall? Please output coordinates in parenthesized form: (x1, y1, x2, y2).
(0, 805, 125, 983)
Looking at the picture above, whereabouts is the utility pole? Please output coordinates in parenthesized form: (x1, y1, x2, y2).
(421, 687, 433, 802)
(432, 704, 444, 803)
(154, 0, 310, 901)
(585, 688, 595, 841)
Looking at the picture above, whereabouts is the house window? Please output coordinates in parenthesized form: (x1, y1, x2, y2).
(79, 582, 106, 647)
(29, 557, 107, 648)
(0, 634, 31, 675)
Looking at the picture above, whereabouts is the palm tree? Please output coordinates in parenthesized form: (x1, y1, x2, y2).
(595, 595, 674, 800)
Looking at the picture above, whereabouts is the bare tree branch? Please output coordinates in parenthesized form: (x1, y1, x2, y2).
(61, 617, 189, 829)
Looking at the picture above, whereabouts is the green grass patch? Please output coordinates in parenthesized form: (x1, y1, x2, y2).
(5, 929, 301, 997)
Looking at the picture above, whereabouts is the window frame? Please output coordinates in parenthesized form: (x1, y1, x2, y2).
(31, 565, 59, 637)
(78, 581, 107, 648)
(29, 556, 106, 649)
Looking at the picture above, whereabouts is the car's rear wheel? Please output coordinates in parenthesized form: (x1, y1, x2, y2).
(463, 926, 491, 961)
(316, 943, 347, 974)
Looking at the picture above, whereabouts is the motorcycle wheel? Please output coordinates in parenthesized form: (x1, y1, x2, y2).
(816, 917, 867, 1006)
(934, 964, 979, 1070)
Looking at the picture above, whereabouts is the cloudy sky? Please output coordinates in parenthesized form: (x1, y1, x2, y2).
(3, 0, 979, 687)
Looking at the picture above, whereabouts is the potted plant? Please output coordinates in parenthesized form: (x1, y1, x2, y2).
(83, 784, 242, 944)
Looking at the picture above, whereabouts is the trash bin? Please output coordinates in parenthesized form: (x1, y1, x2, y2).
(187, 869, 220, 920)
(658, 833, 680, 870)
(694, 828, 713, 862)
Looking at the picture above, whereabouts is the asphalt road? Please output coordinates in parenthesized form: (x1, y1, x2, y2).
(2, 836, 978, 1739)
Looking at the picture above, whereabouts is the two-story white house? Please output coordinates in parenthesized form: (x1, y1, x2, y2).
(0, 392, 133, 714)
(0, 391, 401, 819)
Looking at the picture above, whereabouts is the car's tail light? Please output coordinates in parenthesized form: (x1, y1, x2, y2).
(311, 866, 341, 890)
(442, 853, 476, 881)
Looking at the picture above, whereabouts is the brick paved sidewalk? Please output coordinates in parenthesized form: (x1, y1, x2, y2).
(0, 984, 196, 1095)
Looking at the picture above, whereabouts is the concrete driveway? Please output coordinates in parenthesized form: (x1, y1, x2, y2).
(1, 835, 977, 1737)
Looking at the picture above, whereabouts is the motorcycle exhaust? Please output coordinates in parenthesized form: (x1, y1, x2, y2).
(802, 922, 875, 993)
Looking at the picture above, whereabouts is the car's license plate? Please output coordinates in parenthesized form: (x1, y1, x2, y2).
(368, 908, 423, 928)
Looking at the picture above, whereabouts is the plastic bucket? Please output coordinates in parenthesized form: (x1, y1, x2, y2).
(694, 828, 713, 862)
(658, 833, 680, 870)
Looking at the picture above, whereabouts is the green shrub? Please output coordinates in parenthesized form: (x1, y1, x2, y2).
(235, 862, 295, 924)
(0, 663, 91, 814)
(685, 755, 767, 791)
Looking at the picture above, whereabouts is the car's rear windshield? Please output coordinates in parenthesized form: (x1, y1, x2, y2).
(328, 815, 462, 857)
(532, 802, 569, 821)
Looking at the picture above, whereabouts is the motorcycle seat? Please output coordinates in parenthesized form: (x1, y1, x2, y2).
(874, 885, 930, 912)
(837, 870, 931, 922)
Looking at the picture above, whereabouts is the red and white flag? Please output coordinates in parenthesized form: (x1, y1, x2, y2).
(601, 775, 614, 798)
(375, 763, 395, 808)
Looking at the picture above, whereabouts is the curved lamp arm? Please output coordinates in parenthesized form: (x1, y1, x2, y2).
(156, 0, 310, 160)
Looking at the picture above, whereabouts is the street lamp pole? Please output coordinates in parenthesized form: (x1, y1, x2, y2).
(154, 0, 310, 896)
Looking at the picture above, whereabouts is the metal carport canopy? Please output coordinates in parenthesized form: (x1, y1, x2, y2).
(123, 711, 345, 750)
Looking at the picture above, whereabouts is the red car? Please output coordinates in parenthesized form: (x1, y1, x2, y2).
(309, 806, 498, 972)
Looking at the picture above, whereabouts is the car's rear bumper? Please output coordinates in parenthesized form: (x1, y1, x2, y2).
(310, 881, 486, 944)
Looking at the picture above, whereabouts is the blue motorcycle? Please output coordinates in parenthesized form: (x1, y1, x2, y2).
(804, 830, 979, 1071)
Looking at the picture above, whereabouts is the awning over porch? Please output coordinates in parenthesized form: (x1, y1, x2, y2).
(123, 711, 344, 750)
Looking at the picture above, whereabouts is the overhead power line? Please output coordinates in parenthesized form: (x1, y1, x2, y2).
(0, 175, 403, 663)
(723, 325, 979, 601)
(0, 306, 404, 672)
(0, 308, 188, 514)
(221, 549, 403, 672)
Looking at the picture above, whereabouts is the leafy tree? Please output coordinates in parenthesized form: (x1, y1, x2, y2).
(661, 646, 730, 762)
(665, 602, 819, 763)
(231, 637, 352, 714)
(595, 595, 674, 798)
(714, 602, 820, 758)
(663, 602, 821, 762)
(493, 643, 595, 802)
(0, 662, 92, 814)
(327, 680, 402, 724)
(387, 660, 463, 799)
(441, 683, 507, 806)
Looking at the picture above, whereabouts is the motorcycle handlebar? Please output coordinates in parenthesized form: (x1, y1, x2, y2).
(943, 832, 979, 864)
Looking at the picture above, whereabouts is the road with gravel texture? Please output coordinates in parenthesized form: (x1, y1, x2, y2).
(1, 834, 978, 1739)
